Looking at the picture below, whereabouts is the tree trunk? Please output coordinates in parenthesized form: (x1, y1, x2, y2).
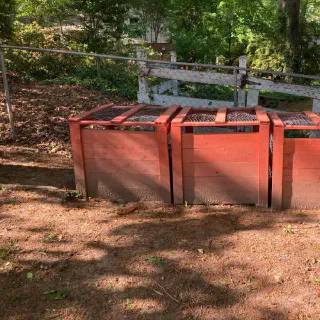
(287, 0, 301, 73)
(279, 0, 301, 73)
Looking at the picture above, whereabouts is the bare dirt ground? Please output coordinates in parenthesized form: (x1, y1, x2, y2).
(1, 79, 320, 320)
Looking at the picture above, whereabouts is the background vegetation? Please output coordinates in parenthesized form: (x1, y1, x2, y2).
(0, 0, 320, 100)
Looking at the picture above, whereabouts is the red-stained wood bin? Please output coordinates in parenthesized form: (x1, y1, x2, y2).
(68, 104, 180, 203)
(171, 106, 270, 206)
(269, 111, 320, 209)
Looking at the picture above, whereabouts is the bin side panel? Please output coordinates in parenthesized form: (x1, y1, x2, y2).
(282, 138, 320, 209)
(182, 133, 259, 205)
(69, 121, 87, 197)
(82, 129, 163, 201)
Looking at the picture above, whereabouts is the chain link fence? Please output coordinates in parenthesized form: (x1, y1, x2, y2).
(1, 45, 320, 142)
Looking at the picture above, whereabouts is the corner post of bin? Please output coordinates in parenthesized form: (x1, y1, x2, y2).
(154, 105, 180, 203)
(255, 106, 270, 207)
(268, 111, 285, 210)
(68, 116, 88, 198)
(68, 103, 113, 198)
(171, 107, 192, 204)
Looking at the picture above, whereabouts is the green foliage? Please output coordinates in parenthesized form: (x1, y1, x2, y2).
(44, 59, 139, 100)
(6, 22, 87, 79)
(146, 256, 165, 265)
(73, 0, 129, 53)
(0, 0, 16, 42)
(44, 289, 70, 300)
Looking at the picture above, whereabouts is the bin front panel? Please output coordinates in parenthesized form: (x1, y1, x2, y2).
(182, 132, 259, 204)
(282, 137, 320, 209)
(81, 129, 163, 201)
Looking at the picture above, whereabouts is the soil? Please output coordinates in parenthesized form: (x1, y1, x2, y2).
(1, 78, 320, 320)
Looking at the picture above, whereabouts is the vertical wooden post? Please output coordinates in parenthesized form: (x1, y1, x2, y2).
(171, 51, 179, 96)
(247, 89, 259, 107)
(68, 119, 87, 197)
(238, 55, 246, 107)
(171, 125, 183, 204)
(311, 99, 320, 138)
(156, 125, 171, 203)
(0, 49, 15, 138)
(258, 123, 270, 207)
(233, 67, 238, 108)
(136, 48, 150, 104)
(271, 123, 285, 210)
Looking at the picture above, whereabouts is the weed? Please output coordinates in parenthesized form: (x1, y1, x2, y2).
(65, 190, 82, 201)
(44, 233, 58, 241)
(184, 201, 189, 208)
(27, 272, 33, 280)
(10, 293, 23, 302)
(147, 256, 165, 266)
(44, 289, 70, 300)
(282, 224, 294, 234)
(0, 248, 11, 260)
(1, 187, 7, 192)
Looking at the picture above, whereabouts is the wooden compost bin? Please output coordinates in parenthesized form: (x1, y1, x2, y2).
(68, 104, 180, 203)
(171, 106, 270, 206)
(269, 111, 320, 209)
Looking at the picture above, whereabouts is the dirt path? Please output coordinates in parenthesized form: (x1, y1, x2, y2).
(0, 146, 320, 320)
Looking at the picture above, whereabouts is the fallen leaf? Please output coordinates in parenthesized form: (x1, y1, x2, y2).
(198, 249, 204, 254)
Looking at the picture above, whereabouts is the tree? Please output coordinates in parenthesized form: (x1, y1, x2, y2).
(17, 0, 74, 40)
(133, 0, 170, 43)
(0, 0, 16, 42)
(74, 0, 129, 53)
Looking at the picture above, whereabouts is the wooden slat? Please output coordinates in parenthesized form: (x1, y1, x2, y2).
(255, 105, 270, 124)
(182, 147, 257, 163)
(68, 121, 87, 197)
(171, 125, 184, 204)
(271, 125, 285, 210)
(283, 153, 320, 169)
(155, 104, 180, 124)
(268, 111, 284, 127)
(258, 123, 270, 207)
(86, 173, 162, 201)
(183, 176, 257, 191)
(81, 130, 158, 146)
(172, 107, 192, 124)
(85, 158, 160, 175)
(183, 162, 257, 177)
(215, 106, 227, 124)
(283, 169, 320, 183)
(86, 172, 160, 189)
(182, 133, 258, 148)
(184, 189, 257, 205)
(111, 105, 144, 124)
(303, 111, 320, 126)
(83, 144, 159, 161)
(148, 67, 241, 86)
(156, 126, 171, 203)
(283, 182, 320, 209)
(69, 104, 113, 122)
(248, 76, 320, 99)
(284, 138, 320, 153)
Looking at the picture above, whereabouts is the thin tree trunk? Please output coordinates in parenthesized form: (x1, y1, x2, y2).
(287, 0, 301, 73)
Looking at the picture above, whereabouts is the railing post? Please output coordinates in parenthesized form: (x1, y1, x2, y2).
(238, 55, 247, 107)
(136, 48, 151, 104)
(171, 51, 179, 96)
(233, 66, 238, 108)
(0, 49, 15, 138)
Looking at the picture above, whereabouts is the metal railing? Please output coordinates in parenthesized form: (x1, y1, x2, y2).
(1, 44, 320, 140)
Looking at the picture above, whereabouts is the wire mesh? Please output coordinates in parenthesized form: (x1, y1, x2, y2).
(226, 110, 257, 122)
(184, 110, 217, 122)
(85, 106, 131, 121)
(279, 113, 317, 126)
(126, 106, 168, 122)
